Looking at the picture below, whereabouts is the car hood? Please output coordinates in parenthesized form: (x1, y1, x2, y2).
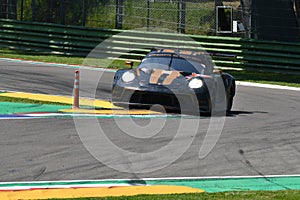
(127, 67, 191, 92)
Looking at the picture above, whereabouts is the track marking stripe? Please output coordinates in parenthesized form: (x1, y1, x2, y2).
(0, 186, 204, 200)
(0, 174, 294, 184)
(0, 114, 177, 119)
(0, 175, 299, 198)
(0, 92, 164, 115)
(0, 92, 120, 109)
(1, 175, 300, 188)
(60, 108, 162, 115)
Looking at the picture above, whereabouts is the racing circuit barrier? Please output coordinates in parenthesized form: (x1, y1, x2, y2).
(0, 19, 300, 73)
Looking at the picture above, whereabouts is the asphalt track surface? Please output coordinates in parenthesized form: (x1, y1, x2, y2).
(0, 60, 299, 182)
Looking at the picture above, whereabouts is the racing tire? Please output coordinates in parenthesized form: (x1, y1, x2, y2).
(226, 95, 234, 112)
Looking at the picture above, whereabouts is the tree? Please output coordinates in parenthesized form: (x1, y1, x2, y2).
(295, 0, 300, 24)
(252, 0, 299, 42)
(8, 0, 17, 19)
(0, 0, 6, 18)
(28, 0, 109, 25)
(0, 0, 17, 19)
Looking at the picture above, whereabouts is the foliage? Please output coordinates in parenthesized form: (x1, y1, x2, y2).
(1, 0, 241, 35)
(9, 0, 111, 26)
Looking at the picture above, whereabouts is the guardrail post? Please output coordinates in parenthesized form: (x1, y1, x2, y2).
(73, 70, 80, 109)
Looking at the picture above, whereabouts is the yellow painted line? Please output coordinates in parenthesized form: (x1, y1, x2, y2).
(0, 185, 204, 200)
(60, 108, 162, 115)
(0, 92, 119, 109)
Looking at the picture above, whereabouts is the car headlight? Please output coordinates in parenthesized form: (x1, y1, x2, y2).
(122, 71, 135, 83)
(188, 78, 203, 89)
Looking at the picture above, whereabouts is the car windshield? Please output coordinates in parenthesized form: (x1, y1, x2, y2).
(139, 55, 212, 74)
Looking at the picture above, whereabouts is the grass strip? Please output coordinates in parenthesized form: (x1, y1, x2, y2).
(223, 70, 300, 88)
(0, 48, 134, 69)
(1, 49, 300, 87)
(50, 190, 300, 200)
(0, 49, 85, 66)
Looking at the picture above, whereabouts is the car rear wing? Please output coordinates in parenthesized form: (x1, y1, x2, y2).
(150, 47, 236, 59)
(209, 52, 236, 59)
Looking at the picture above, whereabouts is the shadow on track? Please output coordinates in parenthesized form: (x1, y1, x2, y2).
(226, 110, 268, 117)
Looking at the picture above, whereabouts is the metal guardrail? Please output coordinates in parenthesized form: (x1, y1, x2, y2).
(0, 19, 300, 72)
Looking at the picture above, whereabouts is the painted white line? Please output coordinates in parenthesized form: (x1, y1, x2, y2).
(24, 113, 170, 118)
(139, 174, 300, 180)
(1, 174, 300, 186)
(0, 117, 35, 120)
(0, 184, 131, 191)
(0, 113, 173, 119)
(1, 174, 300, 190)
(237, 81, 300, 91)
(0, 58, 117, 73)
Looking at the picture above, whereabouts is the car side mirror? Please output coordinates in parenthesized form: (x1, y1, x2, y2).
(213, 69, 222, 74)
(125, 61, 134, 69)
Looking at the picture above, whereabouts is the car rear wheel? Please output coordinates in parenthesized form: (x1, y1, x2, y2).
(226, 95, 234, 112)
(226, 82, 235, 112)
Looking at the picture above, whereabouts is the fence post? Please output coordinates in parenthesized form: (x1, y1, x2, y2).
(147, 0, 150, 31)
(177, 0, 186, 33)
(115, 0, 123, 29)
(31, 0, 36, 21)
(60, 0, 65, 24)
(20, 0, 24, 20)
(82, 0, 86, 26)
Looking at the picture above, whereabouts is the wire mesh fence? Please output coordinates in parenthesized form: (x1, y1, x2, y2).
(0, 0, 241, 35)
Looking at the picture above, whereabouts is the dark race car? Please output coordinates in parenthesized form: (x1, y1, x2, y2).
(112, 48, 235, 114)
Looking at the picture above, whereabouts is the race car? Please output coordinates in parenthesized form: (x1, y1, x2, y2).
(112, 48, 236, 114)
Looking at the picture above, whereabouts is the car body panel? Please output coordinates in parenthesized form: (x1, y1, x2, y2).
(112, 48, 236, 114)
